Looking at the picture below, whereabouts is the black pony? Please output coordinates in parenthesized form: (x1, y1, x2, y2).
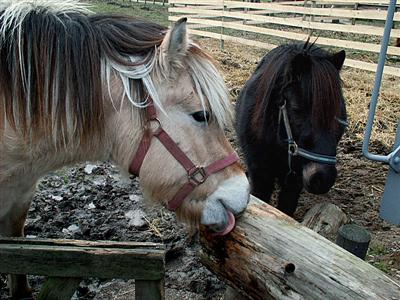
(235, 42, 347, 216)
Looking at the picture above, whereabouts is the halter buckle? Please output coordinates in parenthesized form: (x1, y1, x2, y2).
(188, 166, 207, 186)
(146, 118, 162, 136)
(288, 141, 298, 156)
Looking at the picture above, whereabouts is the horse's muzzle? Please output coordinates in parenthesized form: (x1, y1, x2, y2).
(200, 175, 250, 236)
(303, 163, 337, 194)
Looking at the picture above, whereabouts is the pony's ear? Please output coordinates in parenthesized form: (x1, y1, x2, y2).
(161, 17, 189, 69)
(291, 53, 311, 75)
(329, 50, 346, 70)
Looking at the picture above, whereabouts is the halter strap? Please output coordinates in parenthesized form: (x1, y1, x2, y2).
(129, 97, 239, 211)
(279, 101, 337, 166)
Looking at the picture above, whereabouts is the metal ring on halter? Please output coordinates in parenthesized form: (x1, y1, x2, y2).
(188, 166, 207, 186)
(288, 142, 298, 156)
(146, 118, 162, 135)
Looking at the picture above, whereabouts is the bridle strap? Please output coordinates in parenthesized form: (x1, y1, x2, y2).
(167, 153, 239, 211)
(129, 97, 239, 211)
(279, 101, 337, 166)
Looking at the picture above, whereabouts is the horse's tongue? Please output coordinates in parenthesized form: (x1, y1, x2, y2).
(214, 210, 236, 236)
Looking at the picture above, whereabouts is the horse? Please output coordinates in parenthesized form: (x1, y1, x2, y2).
(235, 41, 347, 217)
(0, 1, 250, 298)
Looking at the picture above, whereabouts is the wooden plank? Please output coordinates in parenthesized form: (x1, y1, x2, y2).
(171, 8, 400, 37)
(136, 279, 165, 300)
(170, 16, 400, 55)
(0, 238, 165, 280)
(169, 1, 400, 21)
(199, 196, 400, 300)
(170, 0, 395, 5)
(188, 28, 277, 49)
(314, 0, 396, 4)
(239, 10, 400, 37)
(37, 277, 82, 300)
(186, 28, 400, 77)
(345, 58, 400, 76)
(0, 237, 164, 249)
(169, 0, 223, 4)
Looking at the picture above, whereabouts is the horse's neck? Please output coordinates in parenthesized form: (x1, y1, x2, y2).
(0, 127, 112, 184)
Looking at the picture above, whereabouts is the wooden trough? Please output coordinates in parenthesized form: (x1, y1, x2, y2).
(200, 196, 400, 300)
(0, 238, 165, 300)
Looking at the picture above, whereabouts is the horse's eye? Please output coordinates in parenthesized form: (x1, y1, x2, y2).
(191, 111, 210, 123)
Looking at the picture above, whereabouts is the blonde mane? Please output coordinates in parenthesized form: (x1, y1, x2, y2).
(0, 0, 231, 147)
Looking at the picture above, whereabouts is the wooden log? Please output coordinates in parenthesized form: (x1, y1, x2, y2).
(301, 202, 348, 240)
(200, 196, 400, 300)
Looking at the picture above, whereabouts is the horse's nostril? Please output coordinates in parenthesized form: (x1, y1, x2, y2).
(306, 169, 336, 194)
(310, 174, 323, 189)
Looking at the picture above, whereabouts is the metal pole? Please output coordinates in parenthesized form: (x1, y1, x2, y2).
(362, 0, 398, 166)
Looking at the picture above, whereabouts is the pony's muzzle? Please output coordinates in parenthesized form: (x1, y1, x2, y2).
(303, 163, 337, 194)
(200, 175, 250, 235)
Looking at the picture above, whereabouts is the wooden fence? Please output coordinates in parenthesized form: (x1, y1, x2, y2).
(169, 0, 400, 76)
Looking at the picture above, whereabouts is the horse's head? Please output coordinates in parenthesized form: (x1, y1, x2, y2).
(283, 45, 347, 194)
(106, 19, 249, 233)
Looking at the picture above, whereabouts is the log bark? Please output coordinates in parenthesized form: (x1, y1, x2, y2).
(200, 196, 400, 300)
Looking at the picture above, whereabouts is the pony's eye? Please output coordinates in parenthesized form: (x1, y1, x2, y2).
(191, 111, 210, 123)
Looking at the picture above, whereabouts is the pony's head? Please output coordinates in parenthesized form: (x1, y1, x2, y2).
(100, 18, 250, 231)
(0, 1, 249, 233)
(254, 42, 347, 194)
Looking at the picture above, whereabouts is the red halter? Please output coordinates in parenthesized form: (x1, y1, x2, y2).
(129, 97, 239, 211)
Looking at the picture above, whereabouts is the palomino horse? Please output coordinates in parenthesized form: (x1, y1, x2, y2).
(0, 1, 249, 298)
(236, 41, 347, 216)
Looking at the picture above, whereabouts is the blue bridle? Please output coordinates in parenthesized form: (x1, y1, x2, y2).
(278, 101, 346, 167)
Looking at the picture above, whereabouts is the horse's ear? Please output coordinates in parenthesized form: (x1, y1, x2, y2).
(291, 53, 311, 75)
(329, 50, 346, 70)
(161, 17, 189, 69)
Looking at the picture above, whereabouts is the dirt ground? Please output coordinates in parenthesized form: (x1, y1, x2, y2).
(1, 40, 399, 299)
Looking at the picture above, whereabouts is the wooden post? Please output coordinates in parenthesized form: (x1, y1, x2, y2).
(336, 224, 371, 260)
(37, 277, 82, 300)
(136, 279, 165, 300)
(352, 3, 359, 25)
(200, 196, 400, 300)
(311, 0, 316, 21)
(221, 1, 225, 50)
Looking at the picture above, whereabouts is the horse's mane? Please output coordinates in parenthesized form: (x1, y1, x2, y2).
(0, 0, 230, 146)
(252, 41, 343, 135)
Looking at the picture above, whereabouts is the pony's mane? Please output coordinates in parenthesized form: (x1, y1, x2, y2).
(253, 41, 343, 135)
(0, 0, 230, 146)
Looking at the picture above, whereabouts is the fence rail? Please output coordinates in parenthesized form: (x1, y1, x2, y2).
(169, 0, 400, 76)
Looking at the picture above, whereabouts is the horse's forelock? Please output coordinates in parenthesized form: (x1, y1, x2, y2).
(185, 45, 232, 129)
(310, 56, 344, 132)
(251, 48, 286, 135)
(251, 44, 344, 137)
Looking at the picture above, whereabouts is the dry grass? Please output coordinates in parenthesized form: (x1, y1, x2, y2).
(200, 38, 400, 151)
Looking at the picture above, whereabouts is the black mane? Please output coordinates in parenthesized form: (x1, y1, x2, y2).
(252, 41, 344, 136)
